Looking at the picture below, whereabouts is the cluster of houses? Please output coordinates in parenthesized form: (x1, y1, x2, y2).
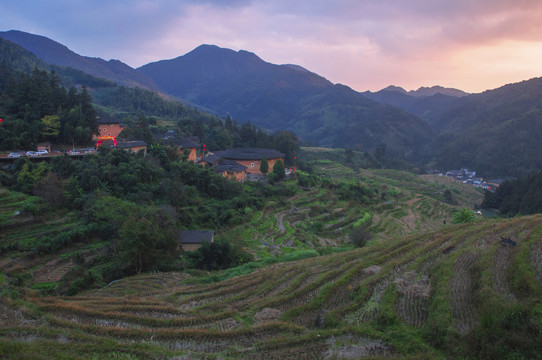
(200, 147, 286, 181)
(94, 119, 292, 252)
(443, 168, 504, 192)
(94, 118, 287, 182)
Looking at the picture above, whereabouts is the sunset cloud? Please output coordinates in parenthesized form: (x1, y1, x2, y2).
(2, 0, 542, 92)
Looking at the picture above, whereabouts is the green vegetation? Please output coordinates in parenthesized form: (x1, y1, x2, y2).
(2, 212, 541, 359)
(138, 44, 434, 157)
(2, 37, 541, 359)
(482, 170, 542, 216)
(452, 208, 476, 224)
(259, 157, 269, 174)
(0, 67, 97, 149)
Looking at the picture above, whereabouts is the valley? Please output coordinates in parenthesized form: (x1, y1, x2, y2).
(1, 27, 542, 360)
(3, 153, 523, 359)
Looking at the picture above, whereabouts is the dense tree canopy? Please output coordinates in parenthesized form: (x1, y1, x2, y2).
(0, 68, 98, 149)
(482, 170, 542, 216)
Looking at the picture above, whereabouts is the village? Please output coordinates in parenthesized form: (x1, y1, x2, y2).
(1, 117, 293, 183)
(441, 168, 506, 192)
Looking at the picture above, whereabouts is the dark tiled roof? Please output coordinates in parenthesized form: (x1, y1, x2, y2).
(201, 153, 221, 165)
(215, 160, 248, 174)
(172, 137, 200, 148)
(117, 140, 147, 148)
(97, 118, 121, 124)
(215, 148, 285, 160)
(179, 230, 214, 244)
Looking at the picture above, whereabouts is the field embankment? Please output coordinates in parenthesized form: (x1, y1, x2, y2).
(2, 214, 541, 359)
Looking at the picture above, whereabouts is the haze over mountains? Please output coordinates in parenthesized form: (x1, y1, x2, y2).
(1, 29, 542, 176)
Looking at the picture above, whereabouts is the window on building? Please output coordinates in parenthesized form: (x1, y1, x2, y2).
(251, 163, 254, 167)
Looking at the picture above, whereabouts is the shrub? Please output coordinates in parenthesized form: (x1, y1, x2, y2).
(452, 208, 476, 224)
(189, 238, 253, 271)
(260, 157, 269, 174)
(272, 159, 285, 179)
(21, 199, 41, 216)
(297, 171, 320, 187)
(350, 227, 373, 248)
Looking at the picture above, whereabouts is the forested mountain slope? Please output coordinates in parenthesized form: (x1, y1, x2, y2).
(430, 77, 542, 176)
(0, 30, 158, 90)
(139, 45, 434, 155)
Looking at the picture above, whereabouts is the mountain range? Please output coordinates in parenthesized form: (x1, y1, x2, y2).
(1, 29, 542, 176)
(0, 30, 158, 90)
(138, 44, 434, 154)
(372, 85, 468, 98)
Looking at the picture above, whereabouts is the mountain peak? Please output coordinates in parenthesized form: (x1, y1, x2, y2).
(380, 85, 408, 94)
(186, 44, 263, 61)
(409, 85, 468, 97)
(376, 84, 468, 97)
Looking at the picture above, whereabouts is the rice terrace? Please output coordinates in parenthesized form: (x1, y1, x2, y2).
(2, 25, 542, 359)
(1, 147, 542, 359)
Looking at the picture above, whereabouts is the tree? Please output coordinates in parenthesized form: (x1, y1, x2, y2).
(274, 130, 299, 165)
(260, 157, 269, 174)
(272, 159, 285, 179)
(40, 114, 60, 139)
(16, 160, 50, 194)
(118, 209, 178, 274)
(443, 189, 453, 203)
(33, 172, 66, 205)
(350, 227, 373, 248)
(452, 208, 476, 224)
(188, 238, 252, 271)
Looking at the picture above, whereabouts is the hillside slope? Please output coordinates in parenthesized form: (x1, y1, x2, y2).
(139, 45, 434, 155)
(0, 30, 158, 90)
(364, 78, 542, 176)
(363, 89, 462, 131)
(2, 214, 541, 359)
(0, 37, 51, 74)
(431, 77, 542, 176)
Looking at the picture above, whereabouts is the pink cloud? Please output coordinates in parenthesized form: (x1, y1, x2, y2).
(3, 0, 542, 93)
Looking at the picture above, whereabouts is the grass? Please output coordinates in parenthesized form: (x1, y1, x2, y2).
(1, 215, 541, 358)
(4, 163, 539, 359)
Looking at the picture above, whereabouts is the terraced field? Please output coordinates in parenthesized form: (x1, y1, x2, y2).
(2, 215, 541, 359)
(229, 161, 484, 258)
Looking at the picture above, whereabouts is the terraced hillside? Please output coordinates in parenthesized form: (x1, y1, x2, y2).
(2, 215, 541, 359)
(0, 187, 104, 290)
(225, 160, 484, 258)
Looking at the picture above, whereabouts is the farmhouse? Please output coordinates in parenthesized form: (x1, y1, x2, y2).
(172, 137, 199, 162)
(179, 230, 214, 252)
(214, 148, 285, 175)
(93, 118, 124, 139)
(214, 159, 248, 182)
(200, 153, 221, 167)
(116, 140, 147, 155)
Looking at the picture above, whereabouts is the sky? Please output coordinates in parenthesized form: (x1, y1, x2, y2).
(2, 0, 542, 93)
